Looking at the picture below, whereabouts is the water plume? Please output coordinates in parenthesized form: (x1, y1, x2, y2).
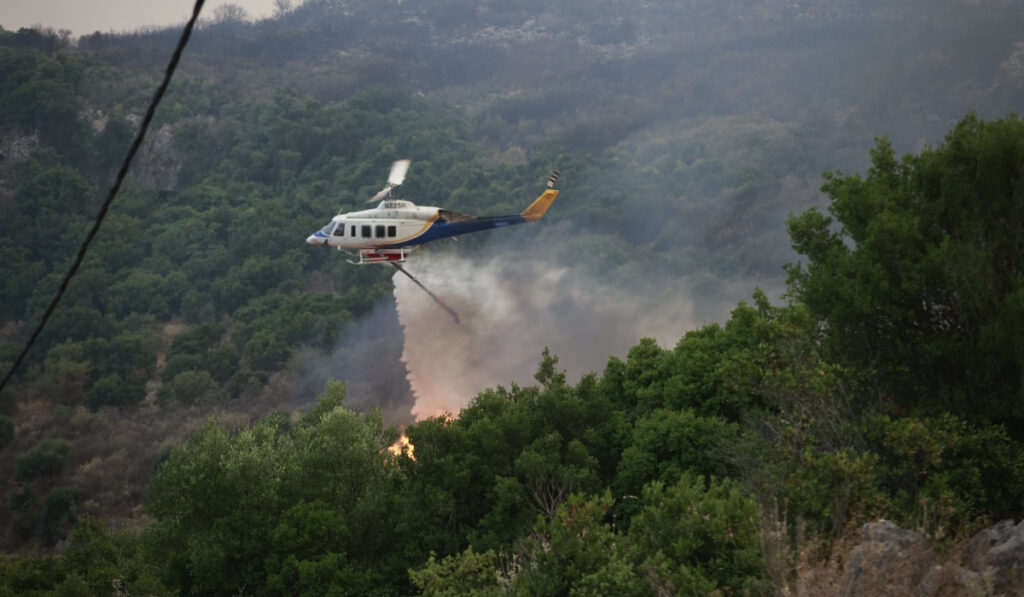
(393, 253, 704, 419)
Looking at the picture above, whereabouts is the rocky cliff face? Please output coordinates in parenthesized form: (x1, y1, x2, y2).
(126, 118, 182, 192)
(0, 131, 40, 204)
(800, 519, 1024, 597)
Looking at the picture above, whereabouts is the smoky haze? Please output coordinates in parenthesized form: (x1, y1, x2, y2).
(394, 254, 697, 418)
(392, 248, 795, 419)
(173, 0, 1023, 421)
(4, 0, 1023, 550)
(286, 298, 415, 424)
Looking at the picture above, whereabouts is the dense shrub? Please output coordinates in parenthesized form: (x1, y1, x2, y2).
(15, 438, 74, 482)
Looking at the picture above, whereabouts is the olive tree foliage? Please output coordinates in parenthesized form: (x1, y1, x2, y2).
(145, 382, 402, 596)
(0, 515, 171, 596)
(411, 477, 766, 597)
(0, 415, 14, 451)
(15, 437, 73, 482)
(786, 113, 1024, 431)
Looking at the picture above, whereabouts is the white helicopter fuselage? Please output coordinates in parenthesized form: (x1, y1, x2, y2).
(306, 190, 557, 264)
(306, 199, 441, 250)
(306, 158, 559, 265)
(303, 160, 560, 321)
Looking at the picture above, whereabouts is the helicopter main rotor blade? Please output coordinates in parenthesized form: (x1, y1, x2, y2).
(366, 159, 412, 203)
(388, 159, 411, 187)
(368, 186, 391, 203)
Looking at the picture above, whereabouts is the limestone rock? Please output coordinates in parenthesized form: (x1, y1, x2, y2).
(822, 519, 1024, 597)
(837, 520, 936, 597)
(130, 123, 182, 192)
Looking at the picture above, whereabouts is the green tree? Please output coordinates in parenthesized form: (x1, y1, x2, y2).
(34, 305, 114, 355)
(513, 491, 645, 597)
(0, 246, 47, 320)
(0, 553, 65, 596)
(0, 415, 14, 452)
(84, 372, 146, 410)
(15, 437, 73, 482)
(157, 370, 222, 405)
(866, 414, 1024, 534)
(628, 475, 767, 596)
(63, 516, 171, 596)
(42, 486, 81, 546)
(786, 113, 1024, 432)
(0, 47, 83, 145)
(147, 414, 295, 594)
(212, 256, 303, 313)
(103, 269, 171, 318)
(614, 409, 736, 511)
(409, 547, 504, 597)
(0, 515, 171, 596)
(513, 433, 600, 518)
(243, 330, 290, 372)
(412, 492, 648, 597)
(146, 383, 403, 595)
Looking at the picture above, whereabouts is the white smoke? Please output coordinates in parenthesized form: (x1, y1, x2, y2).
(393, 253, 706, 419)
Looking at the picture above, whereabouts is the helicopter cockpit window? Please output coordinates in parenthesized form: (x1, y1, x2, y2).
(320, 222, 336, 235)
(333, 224, 345, 236)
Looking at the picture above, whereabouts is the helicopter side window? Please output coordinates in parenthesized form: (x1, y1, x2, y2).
(333, 224, 345, 236)
(387, 225, 397, 238)
(375, 225, 386, 238)
(361, 225, 371, 238)
(350, 226, 356, 237)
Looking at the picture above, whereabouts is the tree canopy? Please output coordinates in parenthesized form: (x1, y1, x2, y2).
(1, 11, 1024, 594)
(786, 113, 1024, 433)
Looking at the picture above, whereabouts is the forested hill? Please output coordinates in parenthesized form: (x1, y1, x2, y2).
(1, 0, 1024, 593)
(80, 0, 1022, 155)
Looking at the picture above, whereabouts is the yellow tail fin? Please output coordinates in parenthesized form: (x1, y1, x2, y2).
(520, 189, 560, 222)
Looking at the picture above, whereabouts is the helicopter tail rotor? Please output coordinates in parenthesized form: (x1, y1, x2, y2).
(520, 171, 561, 222)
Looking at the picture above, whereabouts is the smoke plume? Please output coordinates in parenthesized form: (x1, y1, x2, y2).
(394, 253, 715, 419)
(287, 297, 415, 424)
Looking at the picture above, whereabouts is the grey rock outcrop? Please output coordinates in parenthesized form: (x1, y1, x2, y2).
(0, 131, 40, 163)
(838, 520, 937, 597)
(130, 123, 182, 192)
(828, 519, 1024, 597)
(0, 131, 41, 202)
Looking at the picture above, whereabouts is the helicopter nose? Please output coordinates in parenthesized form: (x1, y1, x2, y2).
(306, 233, 322, 245)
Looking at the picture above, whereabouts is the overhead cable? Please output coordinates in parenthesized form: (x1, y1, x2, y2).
(0, 0, 207, 397)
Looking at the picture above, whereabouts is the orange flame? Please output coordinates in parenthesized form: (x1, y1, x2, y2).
(387, 433, 415, 461)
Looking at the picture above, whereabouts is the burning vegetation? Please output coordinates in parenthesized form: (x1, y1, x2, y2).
(387, 432, 415, 461)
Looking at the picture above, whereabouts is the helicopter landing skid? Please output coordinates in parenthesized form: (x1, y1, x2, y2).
(346, 247, 413, 265)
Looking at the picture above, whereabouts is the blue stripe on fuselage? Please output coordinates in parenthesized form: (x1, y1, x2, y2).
(394, 215, 527, 247)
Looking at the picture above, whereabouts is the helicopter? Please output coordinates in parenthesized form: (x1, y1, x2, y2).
(306, 160, 560, 323)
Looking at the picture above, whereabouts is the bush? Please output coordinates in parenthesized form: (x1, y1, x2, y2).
(157, 370, 222, 405)
(0, 415, 14, 451)
(244, 330, 290, 371)
(84, 373, 146, 410)
(628, 474, 767, 595)
(42, 486, 81, 546)
(867, 414, 1024, 536)
(15, 437, 74, 482)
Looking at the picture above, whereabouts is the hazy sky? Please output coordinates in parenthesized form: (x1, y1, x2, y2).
(0, 0, 279, 37)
